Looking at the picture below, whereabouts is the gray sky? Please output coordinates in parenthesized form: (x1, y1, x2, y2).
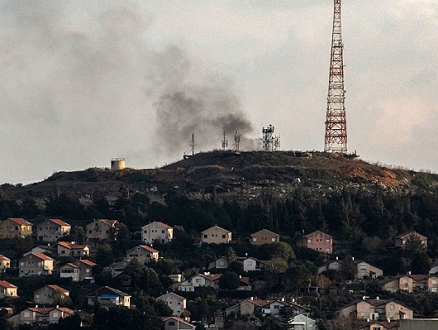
(1, 0, 438, 184)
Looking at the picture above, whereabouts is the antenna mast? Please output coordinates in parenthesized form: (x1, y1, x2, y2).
(222, 131, 228, 150)
(324, 0, 347, 153)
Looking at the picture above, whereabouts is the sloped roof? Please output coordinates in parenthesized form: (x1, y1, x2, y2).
(48, 219, 71, 227)
(61, 262, 79, 269)
(9, 218, 32, 226)
(303, 230, 332, 239)
(250, 228, 279, 237)
(159, 292, 186, 301)
(27, 307, 53, 315)
(198, 273, 222, 281)
(0, 254, 10, 261)
(250, 299, 284, 308)
(0, 280, 17, 289)
(47, 284, 69, 294)
(202, 225, 231, 234)
(79, 259, 96, 267)
(87, 286, 130, 298)
(155, 221, 173, 229)
(139, 245, 159, 253)
(162, 316, 195, 329)
(32, 253, 54, 261)
(395, 231, 427, 239)
(54, 307, 74, 315)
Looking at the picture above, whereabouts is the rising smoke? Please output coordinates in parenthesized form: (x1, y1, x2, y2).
(147, 46, 254, 155)
(0, 0, 255, 179)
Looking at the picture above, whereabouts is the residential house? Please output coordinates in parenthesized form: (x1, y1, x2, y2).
(288, 314, 316, 330)
(23, 246, 52, 256)
(36, 218, 71, 243)
(86, 219, 119, 241)
(394, 231, 428, 249)
(237, 276, 252, 291)
(162, 316, 195, 330)
(57, 241, 90, 258)
(250, 229, 280, 245)
(356, 261, 384, 279)
(8, 307, 74, 328)
(87, 286, 131, 308)
(208, 257, 229, 270)
(317, 258, 383, 280)
(157, 292, 187, 317)
(0, 217, 32, 239)
(339, 298, 413, 321)
(34, 284, 70, 305)
(383, 274, 438, 293)
(59, 263, 80, 282)
(125, 245, 159, 263)
(243, 257, 264, 272)
(141, 221, 173, 245)
(201, 225, 232, 244)
(317, 259, 343, 274)
(104, 259, 130, 278)
(226, 298, 285, 318)
(0, 254, 11, 272)
(303, 230, 333, 253)
(0, 280, 18, 299)
(177, 273, 222, 292)
(19, 253, 54, 277)
(78, 259, 96, 281)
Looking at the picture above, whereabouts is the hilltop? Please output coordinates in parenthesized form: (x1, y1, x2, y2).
(1, 150, 436, 205)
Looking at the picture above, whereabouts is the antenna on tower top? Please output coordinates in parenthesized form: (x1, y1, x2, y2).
(233, 131, 241, 151)
(324, 0, 347, 153)
(262, 124, 280, 151)
(222, 131, 228, 150)
(183, 133, 195, 159)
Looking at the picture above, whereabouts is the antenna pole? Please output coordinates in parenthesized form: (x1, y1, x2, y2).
(324, 0, 347, 153)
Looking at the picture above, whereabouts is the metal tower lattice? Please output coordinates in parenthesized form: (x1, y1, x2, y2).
(324, 0, 347, 153)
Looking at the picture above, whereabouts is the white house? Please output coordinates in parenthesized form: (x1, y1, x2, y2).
(243, 257, 263, 272)
(157, 292, 187, 317)
(177, 273, 222, 292)
(125, 245, 159, 263)
(141, 221, 173, 245)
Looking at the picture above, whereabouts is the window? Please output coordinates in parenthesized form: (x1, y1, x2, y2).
(274, 305, 280, 309)
(24, 311, 30, 317)
(222, 235, 226, 239)
(307, 239, 311, 243)
(204, 235, 207, 238)
(272, 238, 275, 241)
(168, 321, 175, 326)
(53, 312, 59, 318)
(253, 238, 257, 241)
(390, 304, 395, 310)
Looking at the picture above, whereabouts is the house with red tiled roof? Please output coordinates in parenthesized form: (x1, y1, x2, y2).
(201, 225, 232, 244)
(141, 221, 173, 244)
(0, 217, 32, 239)
(36, 218, 71, 243)
(125, 245, 159, 263)
(59, 263, 80, 282)
(86, 219, 119, 241)
(34, 284, 70, 305)
(177, 272, 223, 292)
(18, 253, 54, 277)
(339, 298, 413, 321)
(383, 274, 438, 293)
(0, 280, 18, 299)
(57, 241, 90, 258)
(78, 259, 96, 281)
(0, 254, 11, 272)
(302, 230, 333, 254)
(162, 316, 195, 330)
(7, 306, 74, 328)
(157, 292, 187, 317)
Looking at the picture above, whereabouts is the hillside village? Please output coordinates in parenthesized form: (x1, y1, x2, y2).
(1, 151, 438, 329)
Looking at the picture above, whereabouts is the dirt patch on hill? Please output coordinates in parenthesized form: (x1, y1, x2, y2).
(344, 166, 400, 186)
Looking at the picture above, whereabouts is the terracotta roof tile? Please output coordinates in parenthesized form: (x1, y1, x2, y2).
(47, 284, 69, 294)
(49, 219, 71, 227)
(10, 218, 32, 226)
(32, 253, 54, 261)
(0, 280, 17, 289)
(0, 254, 10, 261)
(79, 259, 96, 267)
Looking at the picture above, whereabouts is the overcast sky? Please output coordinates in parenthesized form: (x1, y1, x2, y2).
(0, 0, 438, 184)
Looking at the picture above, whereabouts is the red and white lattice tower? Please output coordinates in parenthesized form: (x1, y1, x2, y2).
(324, 0, 347, 153)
